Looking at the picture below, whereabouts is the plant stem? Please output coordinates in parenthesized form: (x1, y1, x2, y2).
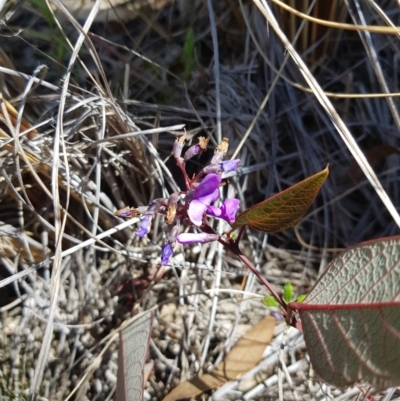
(218, 238, 285, 309)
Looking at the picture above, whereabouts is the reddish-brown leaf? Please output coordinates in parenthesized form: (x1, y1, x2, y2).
(232, 166, 328, 232)
(291, 236, 400, 390)
(117, 312, 153, 401)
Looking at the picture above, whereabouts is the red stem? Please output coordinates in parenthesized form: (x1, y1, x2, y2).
(218, 238, 285, 309)
(202, 226, 302, 331)
(176, 160, 191, 190)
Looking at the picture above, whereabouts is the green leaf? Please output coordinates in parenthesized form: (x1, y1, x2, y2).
(291, 236, 400, 390)
(183, 29, 195, 81)
(28, 0, 68, 64)
(232, 166, 329, 233)
(263, 296, 280, 307)
(283, 283, 293, 303)
(229, 230, 238, 241)
(295, 294, 307, 303)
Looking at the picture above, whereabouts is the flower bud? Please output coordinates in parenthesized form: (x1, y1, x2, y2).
(136, 214, 153, 237)
(183, 136, 209, 161)
(161, 242, 174, 265)
(114, 207, 140, 218)
(202, 164, 220, 174)
(168, 221, 180, 243)
(176, 232, 219, 245)
(173, 134, 186, 159)
(135, 199, 167, 238)
(183, 144, 201, 161)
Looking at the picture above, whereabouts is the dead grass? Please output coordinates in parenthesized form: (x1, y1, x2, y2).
(0, 0, 400, 400)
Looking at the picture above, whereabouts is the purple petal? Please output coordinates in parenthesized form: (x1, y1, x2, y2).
(206, 205, 221, 217)
(220, 159, 240, 173)
(194, 174, 221, 202)
(207, 198, 240, 224)
(136, 214, 152, 237)
(176, 233, 219, 245)
(200, 187, 220, 205)
(185, 189, 195, 203)
(220, 198, 240, 223)
(161, 242, 174, 265)
(188, 199, 208, 226)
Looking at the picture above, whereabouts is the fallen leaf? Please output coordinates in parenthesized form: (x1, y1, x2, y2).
(163, 315, 276, 401)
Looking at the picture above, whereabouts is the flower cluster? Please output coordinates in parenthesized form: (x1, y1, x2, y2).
(115, 136, 240, 266)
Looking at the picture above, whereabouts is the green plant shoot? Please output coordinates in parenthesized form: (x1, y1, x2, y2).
(183, 28, 195, 81)
(263, 296, 280, 307)
(283, 282, 293, 304)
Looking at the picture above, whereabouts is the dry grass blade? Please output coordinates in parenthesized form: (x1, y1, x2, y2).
(345, 0, 400, 133)
(28, 1, 103, 398)
(0, 217, 139, 288)
(198, 0, 227, 351)
(253, 0, 400, 230)
(206, 0, 221, 142)
(232, 0, 316, 159)
(271, 0, 400, 34)
(90, 124, 185, 146)
(63, 329, 120, 401)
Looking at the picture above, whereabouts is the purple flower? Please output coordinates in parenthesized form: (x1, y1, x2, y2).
(207, 198, 240, 224)
(188, 174, 221, 226)
(176, 233, 219, 245)
(203, 159, 240, 175)
(137, 214, 152, 237)
(136, 199, 167, 237)
(220, 159, 240, 173)
(161, 242, 174, 265)
(194, 174, 221, 200)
